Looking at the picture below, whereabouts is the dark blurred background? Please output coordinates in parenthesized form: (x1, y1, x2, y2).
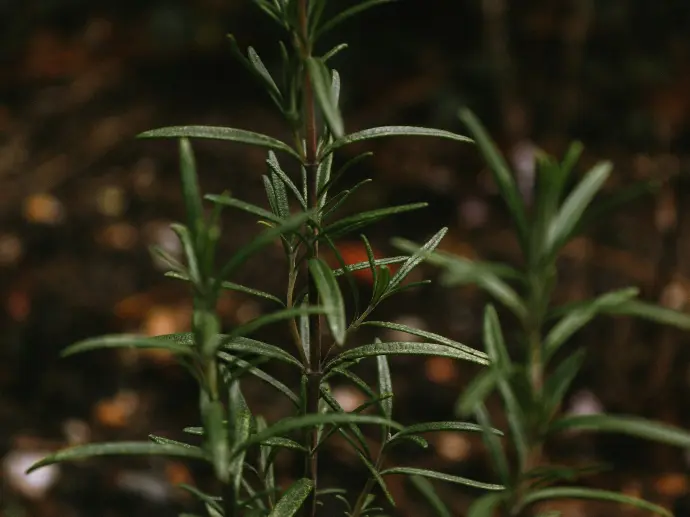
(2, 1, 690, 516)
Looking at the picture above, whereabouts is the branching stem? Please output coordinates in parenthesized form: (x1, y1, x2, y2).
(297, 1, 323, 516)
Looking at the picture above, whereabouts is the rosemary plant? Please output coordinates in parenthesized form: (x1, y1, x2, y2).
(396, 110, 690, 517)
(30, 1, 504, 516)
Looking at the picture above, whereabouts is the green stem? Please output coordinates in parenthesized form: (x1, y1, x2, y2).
(512, 273, 549, 516)
(287, 250, 308, 365)
(350, 448, 384, 517)
(297, 1, 322, 516)
(223, 481, 238, 517)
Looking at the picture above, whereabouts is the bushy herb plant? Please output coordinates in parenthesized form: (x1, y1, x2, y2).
(29, 1, 506, 516)
(396, 110, 690, 517)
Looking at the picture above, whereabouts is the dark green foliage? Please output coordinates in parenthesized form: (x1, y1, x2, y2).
(30, 1, 500, 517)
(398, 110, 690, 516)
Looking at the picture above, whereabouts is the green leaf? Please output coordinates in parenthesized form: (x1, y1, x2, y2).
(315, 0, 396, 39)
(332, 256, 408, 277)
(219, 353, 300, 406)
(402, 246, 524, 282)
(475, 404, 511, 487)
(260, 437, 308, 452)
(267, 151, 307, 210)
(331, 69, 341, 112)
(316, 138, 334, 210)
(362, 321, 487, 361)
(148, 434, 199, 450)
(226, 380, 251, 487)
(247, 47, 281, 99)
(483, 305, 510, 369)
(268, 478, 314, 517)
(326, 342, 489, 372)
(323, 203, 428, 239)
(322, 178, 373, 220)
(377, 350, 393, 422)
(61, 334, 194, 358)
(205, 194, 282, 223)
(577, 179, 660, 234)
(316, 488, 348, 497)
(227, 35, 283, 110)
(360, 234, 379, 287)
(409, 476, 452, 517)
(306, 58, 344, 138)
(542, 348, 586, 419)
(545, 161, 612, 256)
(308, 258, 347, 345)
(393, 241, 527, 321)
(606, 299, 690, 330)
(459, 108, 528, 251)
(380, 467, 503, 491)
(371, 264, 391, 305)
(232, 413, 402, 457)
(269, 161, 290, 219)
(319, 386, 371, 457)
(389, 421, 502, 447)
(178, 138, 204, 243)
(358, 450, 396, 507)
(467, 493, 505, 517)
(456, 369, 499, 416)
(325, 367, 378, 401)
(389, 227, 447, 290)
(549, 414, 690, 448)
(170, 223, 200, 284)
(543, 287, 639, 360)
(177, 484, 223, 514)
(530, 154, 567, 265)
(390, 434, 429, 450)
(517, 487, 672, 517)
(322, 126, 472, 157)
(216, 335, 302, 369)
(263, 174, 280, 216)
(299, 298, 310, 361)
(483, 306, 528, 467)
(321, 43, 348, 63)
(322, 234, 361, 319)
(27, 442, 208, 473)
(228, 306, 325, 341)
(223, 280, 285, 305)
(166, 271, 285, 306)
(150, 244, 186, 275)
(217, 211, 311, 283)
(138, 126, 300, 159)
(561, 141, 584, 176)
(521, 463, 609, 486)
(317, 152, 374, 198)
(296, 167, 306, 216)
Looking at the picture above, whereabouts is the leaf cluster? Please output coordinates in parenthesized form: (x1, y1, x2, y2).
(28, 2, 500, 517)
(396, 110, 690, 516)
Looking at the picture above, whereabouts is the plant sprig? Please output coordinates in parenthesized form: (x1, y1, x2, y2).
(397, 111, 690, 517)
(28, 2, 508, 517)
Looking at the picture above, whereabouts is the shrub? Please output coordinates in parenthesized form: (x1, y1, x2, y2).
(30, 1, 502, 516)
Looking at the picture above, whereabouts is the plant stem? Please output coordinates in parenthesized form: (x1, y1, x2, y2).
(350, 446, 385, 517)
(223, 481, 238, 517)
(527, 326, 543, 397)
(351, 477, 377, 517)
(513, 275, 548, 516)
(297, 1, 322, 516)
